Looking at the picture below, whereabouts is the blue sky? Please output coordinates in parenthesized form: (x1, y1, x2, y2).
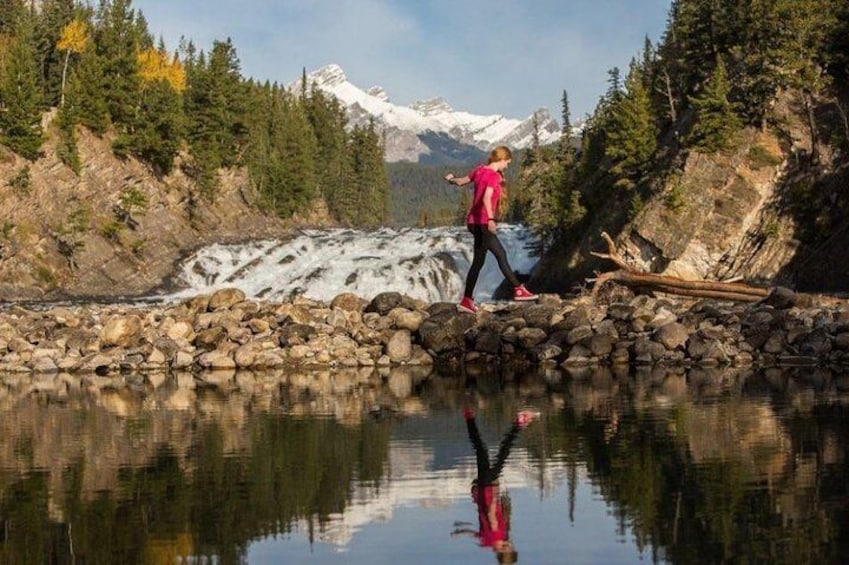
(131, 0, 673, 122)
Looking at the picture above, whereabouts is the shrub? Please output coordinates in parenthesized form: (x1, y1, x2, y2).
(747, 145, 782, 169)
(100, 219, 124, 242)
(8, 165, 31, 195)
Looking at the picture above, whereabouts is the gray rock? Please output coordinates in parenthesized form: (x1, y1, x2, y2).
(566, 325, 593, 345)
(517, 327, 547, 349)
(366, 292, 402, 315)
(419, 311, 475, 353)
(278, 323, 316, 346)
(475, 330, 502, 354)
(589, 334, 615, 357)
(655, 322, 689, 350)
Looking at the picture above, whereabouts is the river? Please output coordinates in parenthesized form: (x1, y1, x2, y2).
(0, 365, 847, 563)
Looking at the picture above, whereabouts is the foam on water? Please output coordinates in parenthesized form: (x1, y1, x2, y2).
(169, 224, 538, 303)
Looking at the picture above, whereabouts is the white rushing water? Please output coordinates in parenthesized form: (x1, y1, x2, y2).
(168, 224, 538, 303)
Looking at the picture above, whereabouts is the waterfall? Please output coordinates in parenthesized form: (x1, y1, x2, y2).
(167, 225, 538, 303)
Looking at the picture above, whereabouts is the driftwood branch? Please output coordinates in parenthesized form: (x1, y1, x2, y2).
(588, 232, 771, 302)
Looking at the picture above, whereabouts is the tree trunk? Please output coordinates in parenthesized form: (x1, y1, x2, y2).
(60, 49, 71, 107)
(588, 232, 770, 302)
(803, 91, 819, 164)
(837, 97, 849, 149)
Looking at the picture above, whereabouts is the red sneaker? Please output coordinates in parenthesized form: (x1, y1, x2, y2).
(513, 284, 538, 301)
(457, 296, 477, 314)
(515, 410, 539, 428)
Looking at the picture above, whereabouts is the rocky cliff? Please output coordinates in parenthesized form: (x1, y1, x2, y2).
(0, 117, 328, 301)
(531, 92, 848, 295)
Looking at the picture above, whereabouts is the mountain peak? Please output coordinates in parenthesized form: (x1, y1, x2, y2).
(410, 97, 453, 116)
(307, 64, 347, 87)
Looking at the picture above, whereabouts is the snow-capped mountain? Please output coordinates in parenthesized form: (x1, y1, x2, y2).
(291, 64, 561, 163)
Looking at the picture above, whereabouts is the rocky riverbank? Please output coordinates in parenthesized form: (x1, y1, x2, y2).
(1, 287, 848, 377)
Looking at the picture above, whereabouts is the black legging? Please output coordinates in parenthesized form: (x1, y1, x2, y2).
(464, 223, 521, 298)
(466, 416, 521, 486)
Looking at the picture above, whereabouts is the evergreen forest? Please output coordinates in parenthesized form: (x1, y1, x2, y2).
(0, 0, 389, 227)
(514, 0, 849, 268)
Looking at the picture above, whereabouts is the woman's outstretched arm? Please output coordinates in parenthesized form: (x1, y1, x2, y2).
(445, 172, 471, 186)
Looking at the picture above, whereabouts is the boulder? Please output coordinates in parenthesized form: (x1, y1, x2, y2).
(386, 330, 412, 363)
(100, 315, 143, 348)
(331, 292, 368, 312)
(419, 311, 476, 353)
(209, 288, 246, 310)
(366, 292, 402, 315)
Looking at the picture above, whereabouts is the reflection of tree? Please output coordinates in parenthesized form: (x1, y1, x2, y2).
(525, 368, 849, 564)
(1, 367, 848, 563)
(0, 414, 391, 564)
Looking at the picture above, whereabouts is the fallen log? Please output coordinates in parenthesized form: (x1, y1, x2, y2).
(588, 232, 771, 302)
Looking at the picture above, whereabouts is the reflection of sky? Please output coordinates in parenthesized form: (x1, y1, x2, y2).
(248, 471, 655, 565)
(247, 416, 661, 564)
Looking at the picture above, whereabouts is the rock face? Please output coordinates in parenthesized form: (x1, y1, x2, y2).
(0, 127, 331, 301)
(531, 100, 838, 296)
(2, 288, 848, 377)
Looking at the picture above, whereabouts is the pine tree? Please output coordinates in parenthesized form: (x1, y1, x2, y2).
(304, 83, 350, 221)
(605, 61, 658, 188)
(780, 0, 839, 161)
(0, 14, 44, 160)
(185, 38, 248, 197)
(0, 0, 26, 35)
(62, 44, 109, 133)
(121, 52, 185, 175)
(557, 90, 585, 230)
(687, 57, 741, 152)
(345, 119, 389, 227)
(277, 90, 317, 217)
(34, 0, 76, 107)
(93, 0, 145, 128)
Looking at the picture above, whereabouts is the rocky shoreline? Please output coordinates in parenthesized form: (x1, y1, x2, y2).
(1, 287, 848, 377)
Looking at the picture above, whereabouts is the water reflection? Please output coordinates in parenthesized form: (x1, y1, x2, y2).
(451, 403, 538, 563)
(0, 366, 846, 564)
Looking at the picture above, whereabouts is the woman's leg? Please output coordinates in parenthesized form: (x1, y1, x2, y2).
(463, 224, 487, 298)
(466, 416, 492, 480)
(490, 423, 521, 480)
(483, 231, 521, 287)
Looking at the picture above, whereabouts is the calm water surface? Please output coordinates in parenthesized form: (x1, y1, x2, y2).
(0, 365, 847, 564)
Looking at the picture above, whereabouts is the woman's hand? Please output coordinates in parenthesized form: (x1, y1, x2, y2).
(444, 173, 455, 183)
(487, 219, 497, 234)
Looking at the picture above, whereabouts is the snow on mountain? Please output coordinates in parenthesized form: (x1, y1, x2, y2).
(290, 64, 561, 163)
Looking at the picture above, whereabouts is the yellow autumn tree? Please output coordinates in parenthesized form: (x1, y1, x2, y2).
(57, 19, 90, 106)
(137, 47, 186, 93)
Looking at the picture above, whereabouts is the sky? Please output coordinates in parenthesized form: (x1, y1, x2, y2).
(131, 0, 673, 123)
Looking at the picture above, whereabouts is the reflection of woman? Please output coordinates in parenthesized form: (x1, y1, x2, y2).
(452, 407, 537, 563)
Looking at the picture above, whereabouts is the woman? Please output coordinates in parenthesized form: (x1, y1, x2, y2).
(445, 146, 537, 314)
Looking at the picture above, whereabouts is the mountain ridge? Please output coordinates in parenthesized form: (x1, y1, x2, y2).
(291, 64, 562, 163)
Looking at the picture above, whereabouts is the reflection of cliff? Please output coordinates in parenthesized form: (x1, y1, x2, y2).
(548, 366, 849, 564)
(0, 366, 847, 563)
(0, 368, 403, 563)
